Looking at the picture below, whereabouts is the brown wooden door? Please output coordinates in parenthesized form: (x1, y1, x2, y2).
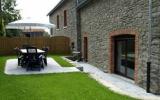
(84, 37, 88, 61)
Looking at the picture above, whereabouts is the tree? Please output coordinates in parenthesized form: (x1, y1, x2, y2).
(0, 0, 21, 37)
(0, 0, 5, 36)
(0, 17, 6, 36)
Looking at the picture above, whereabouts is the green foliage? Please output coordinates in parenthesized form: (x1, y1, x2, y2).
(0, 0, 21, 37)
(0, 17, 5, 36)
(1, 0, 21, 24)
(0, 56, 137, 100)
(6, 29, 22, 37)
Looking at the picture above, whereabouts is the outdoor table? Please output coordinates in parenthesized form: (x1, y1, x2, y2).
(19, 49, 46, 68)
(20, 49, 45, 54)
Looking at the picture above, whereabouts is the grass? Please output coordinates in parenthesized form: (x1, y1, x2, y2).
(0, 56, 137, 100)
(52, 55, 75, 67)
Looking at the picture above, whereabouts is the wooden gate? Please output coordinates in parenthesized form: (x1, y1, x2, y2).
(50, 36, 70, 54)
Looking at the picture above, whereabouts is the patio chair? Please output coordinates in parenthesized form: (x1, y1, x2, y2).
(42, 47, 49, 66)
(14, 47, 24, 66)
(71, 51, 81, 61)
(25, 47, 44, 71)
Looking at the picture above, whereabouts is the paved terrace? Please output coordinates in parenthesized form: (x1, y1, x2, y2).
(76, 62, 160, 100)
(5, 57, 79, 75)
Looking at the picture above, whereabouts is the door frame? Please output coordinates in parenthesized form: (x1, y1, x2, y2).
(108, 29, 139, 82)
(114, 35, 135, 79)
(83, 37, 88, 62)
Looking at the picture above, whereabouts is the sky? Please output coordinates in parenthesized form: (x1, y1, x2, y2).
(16, 0, 61, 21)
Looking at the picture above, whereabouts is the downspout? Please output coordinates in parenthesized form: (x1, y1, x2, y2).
(75, 0, 91, 60)
(76, 3, 82, 52)
(146, 0, 152, 93)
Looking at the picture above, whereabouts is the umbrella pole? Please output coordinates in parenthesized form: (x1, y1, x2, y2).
(28, 26, 31, 45)
(26, 27, 30, 45)
(27, 37, 30, 45)
(24, 26, 29, 45)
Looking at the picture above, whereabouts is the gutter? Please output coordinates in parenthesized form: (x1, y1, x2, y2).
(146, 0, 152, 93)
(76, 0, 91, 10)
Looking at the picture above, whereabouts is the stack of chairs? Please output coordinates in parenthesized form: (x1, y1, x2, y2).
(42, 47, 49, 66)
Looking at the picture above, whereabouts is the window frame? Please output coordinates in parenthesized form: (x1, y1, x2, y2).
(56, 15, 60, 29)
(64, 10, 67, 27)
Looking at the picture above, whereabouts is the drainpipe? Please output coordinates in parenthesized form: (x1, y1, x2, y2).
(146, 0, 152, 93)
(76, 0, 82, 56)
(76, 11, 81, 52)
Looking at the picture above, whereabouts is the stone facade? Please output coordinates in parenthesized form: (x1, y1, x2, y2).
(150, 0, 160, 94)
(49, 0, 77, 50)
(79, 0, 160, 93)
(48, 0, 160, 94)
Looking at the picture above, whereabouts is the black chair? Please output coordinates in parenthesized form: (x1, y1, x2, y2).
(14, 47, 24, 66)
(42, 47, 49, 66)
(71, 51, 81, 61)
(25, 47, 43, 71)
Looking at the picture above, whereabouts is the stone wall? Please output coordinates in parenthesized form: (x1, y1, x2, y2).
(49, 0, 77, 50)
(80, 0, 160, 93)
(150, 0, 160, 94)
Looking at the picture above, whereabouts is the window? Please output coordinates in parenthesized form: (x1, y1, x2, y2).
(50, 28, 53, 35)
(57, 15, 59, 29)
(64, 10, 67, 27)
(71, 42, 75, 49)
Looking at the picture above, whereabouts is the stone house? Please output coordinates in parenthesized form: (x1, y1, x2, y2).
(48, 0, 77, 50)
(49, 0, 160, 94)
(77, 0, 160, 94)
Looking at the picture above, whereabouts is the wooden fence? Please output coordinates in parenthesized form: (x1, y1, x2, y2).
(0, 36, 71, 55)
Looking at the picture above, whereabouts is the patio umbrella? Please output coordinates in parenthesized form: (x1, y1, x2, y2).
(6, 18, 54, 29)
(5, 18, 55, 44)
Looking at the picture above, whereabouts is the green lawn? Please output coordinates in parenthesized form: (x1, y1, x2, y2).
(52, 55, 75, 67)
(0, 56, 137, 100)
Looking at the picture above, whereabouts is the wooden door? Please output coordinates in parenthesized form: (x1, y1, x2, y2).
(84, 37, 88, 61)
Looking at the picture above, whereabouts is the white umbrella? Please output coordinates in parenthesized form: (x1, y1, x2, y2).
(6, 18, 55, 30)
(5, 18, 55, 44)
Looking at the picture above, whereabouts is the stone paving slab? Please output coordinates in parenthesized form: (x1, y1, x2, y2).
(4, 57, 80, 75)
(75, 62, 160, 100)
